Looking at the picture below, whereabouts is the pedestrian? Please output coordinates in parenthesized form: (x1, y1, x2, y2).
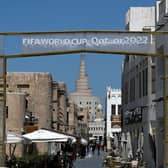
(72, 143, 77, 160)
(63, 138, 74, 167)
(87, 144, 90, 153)
(111, 146, 117, 157)
(92, 143, 96, 155)
(53, 151, 62, 168)
(80, 144, 86, 158)
(97, 143, 100, 155)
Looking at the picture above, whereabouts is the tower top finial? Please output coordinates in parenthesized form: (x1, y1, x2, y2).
(80, 54, 86, 60)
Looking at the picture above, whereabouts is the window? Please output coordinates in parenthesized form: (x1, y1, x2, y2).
(118, 105, 121, 115)
(157, 46, 164, 77)
(125, 82, 128, 104)
(158, 0, 166, 21)
(0, 84, 8, 88)
(6, 106, 8, 118)
(112, 94, 116, 98)
(67, 112, 69, 123)
(111, 105, 116, 115)
(25, 99, 28, 109)
(17, 84, 30, 88)
(139, 72, 142, 98)
(151, 66, 156, 94)
(142, 68, 148, 96)
(130, 77, 135, 102)
(0, 84, 3, 87)
(152, 57, 155, 64)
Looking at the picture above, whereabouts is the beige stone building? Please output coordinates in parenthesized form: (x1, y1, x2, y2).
(5, 72, 70, 155)
(51, 82, 67, 132)
(66, 100, 78, 135)
(7, 72, 53, 130)
(6, 92, 26, 157)
(6, 72, 53, 154)
(5, 71, 91, 156)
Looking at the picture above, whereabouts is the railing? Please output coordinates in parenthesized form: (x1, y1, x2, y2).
(111, 115, 121, 122)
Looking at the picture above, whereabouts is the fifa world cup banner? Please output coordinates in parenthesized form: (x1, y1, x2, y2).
(0, 31, 164, 57)
(21, 31, 160, 56)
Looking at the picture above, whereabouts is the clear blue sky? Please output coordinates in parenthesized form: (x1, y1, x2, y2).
(0, 0, 155, 108)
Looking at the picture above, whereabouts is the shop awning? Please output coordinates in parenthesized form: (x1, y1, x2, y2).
(6, 131, 23, 144)
(22, 129, 76, 143)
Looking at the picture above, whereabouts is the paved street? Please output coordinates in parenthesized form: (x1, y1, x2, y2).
(74, 150, 108, 168)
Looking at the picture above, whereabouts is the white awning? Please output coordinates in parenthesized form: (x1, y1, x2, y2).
(81, 138, 88, 145)
(89, 137, 96, 140)
(6, 131, 23, 144)
(22, 129, 76, 143)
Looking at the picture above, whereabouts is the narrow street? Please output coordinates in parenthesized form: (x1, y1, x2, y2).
(74, 150, 108, 168)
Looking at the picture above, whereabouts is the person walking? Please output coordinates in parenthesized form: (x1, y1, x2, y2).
(97, 143, 100, 155)
(91, 143, 96, 155)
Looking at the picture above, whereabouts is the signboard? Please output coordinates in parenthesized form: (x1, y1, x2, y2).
(19, 31, 157, 56)
(0, 31, 165, 57)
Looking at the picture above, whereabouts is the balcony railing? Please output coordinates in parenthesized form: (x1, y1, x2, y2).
(111, 115, 121, 122)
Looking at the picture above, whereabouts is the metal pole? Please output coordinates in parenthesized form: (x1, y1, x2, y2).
(0, 56, 6, 167)
(2, 56, 6, 166)
(163, 55, 168, 167)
